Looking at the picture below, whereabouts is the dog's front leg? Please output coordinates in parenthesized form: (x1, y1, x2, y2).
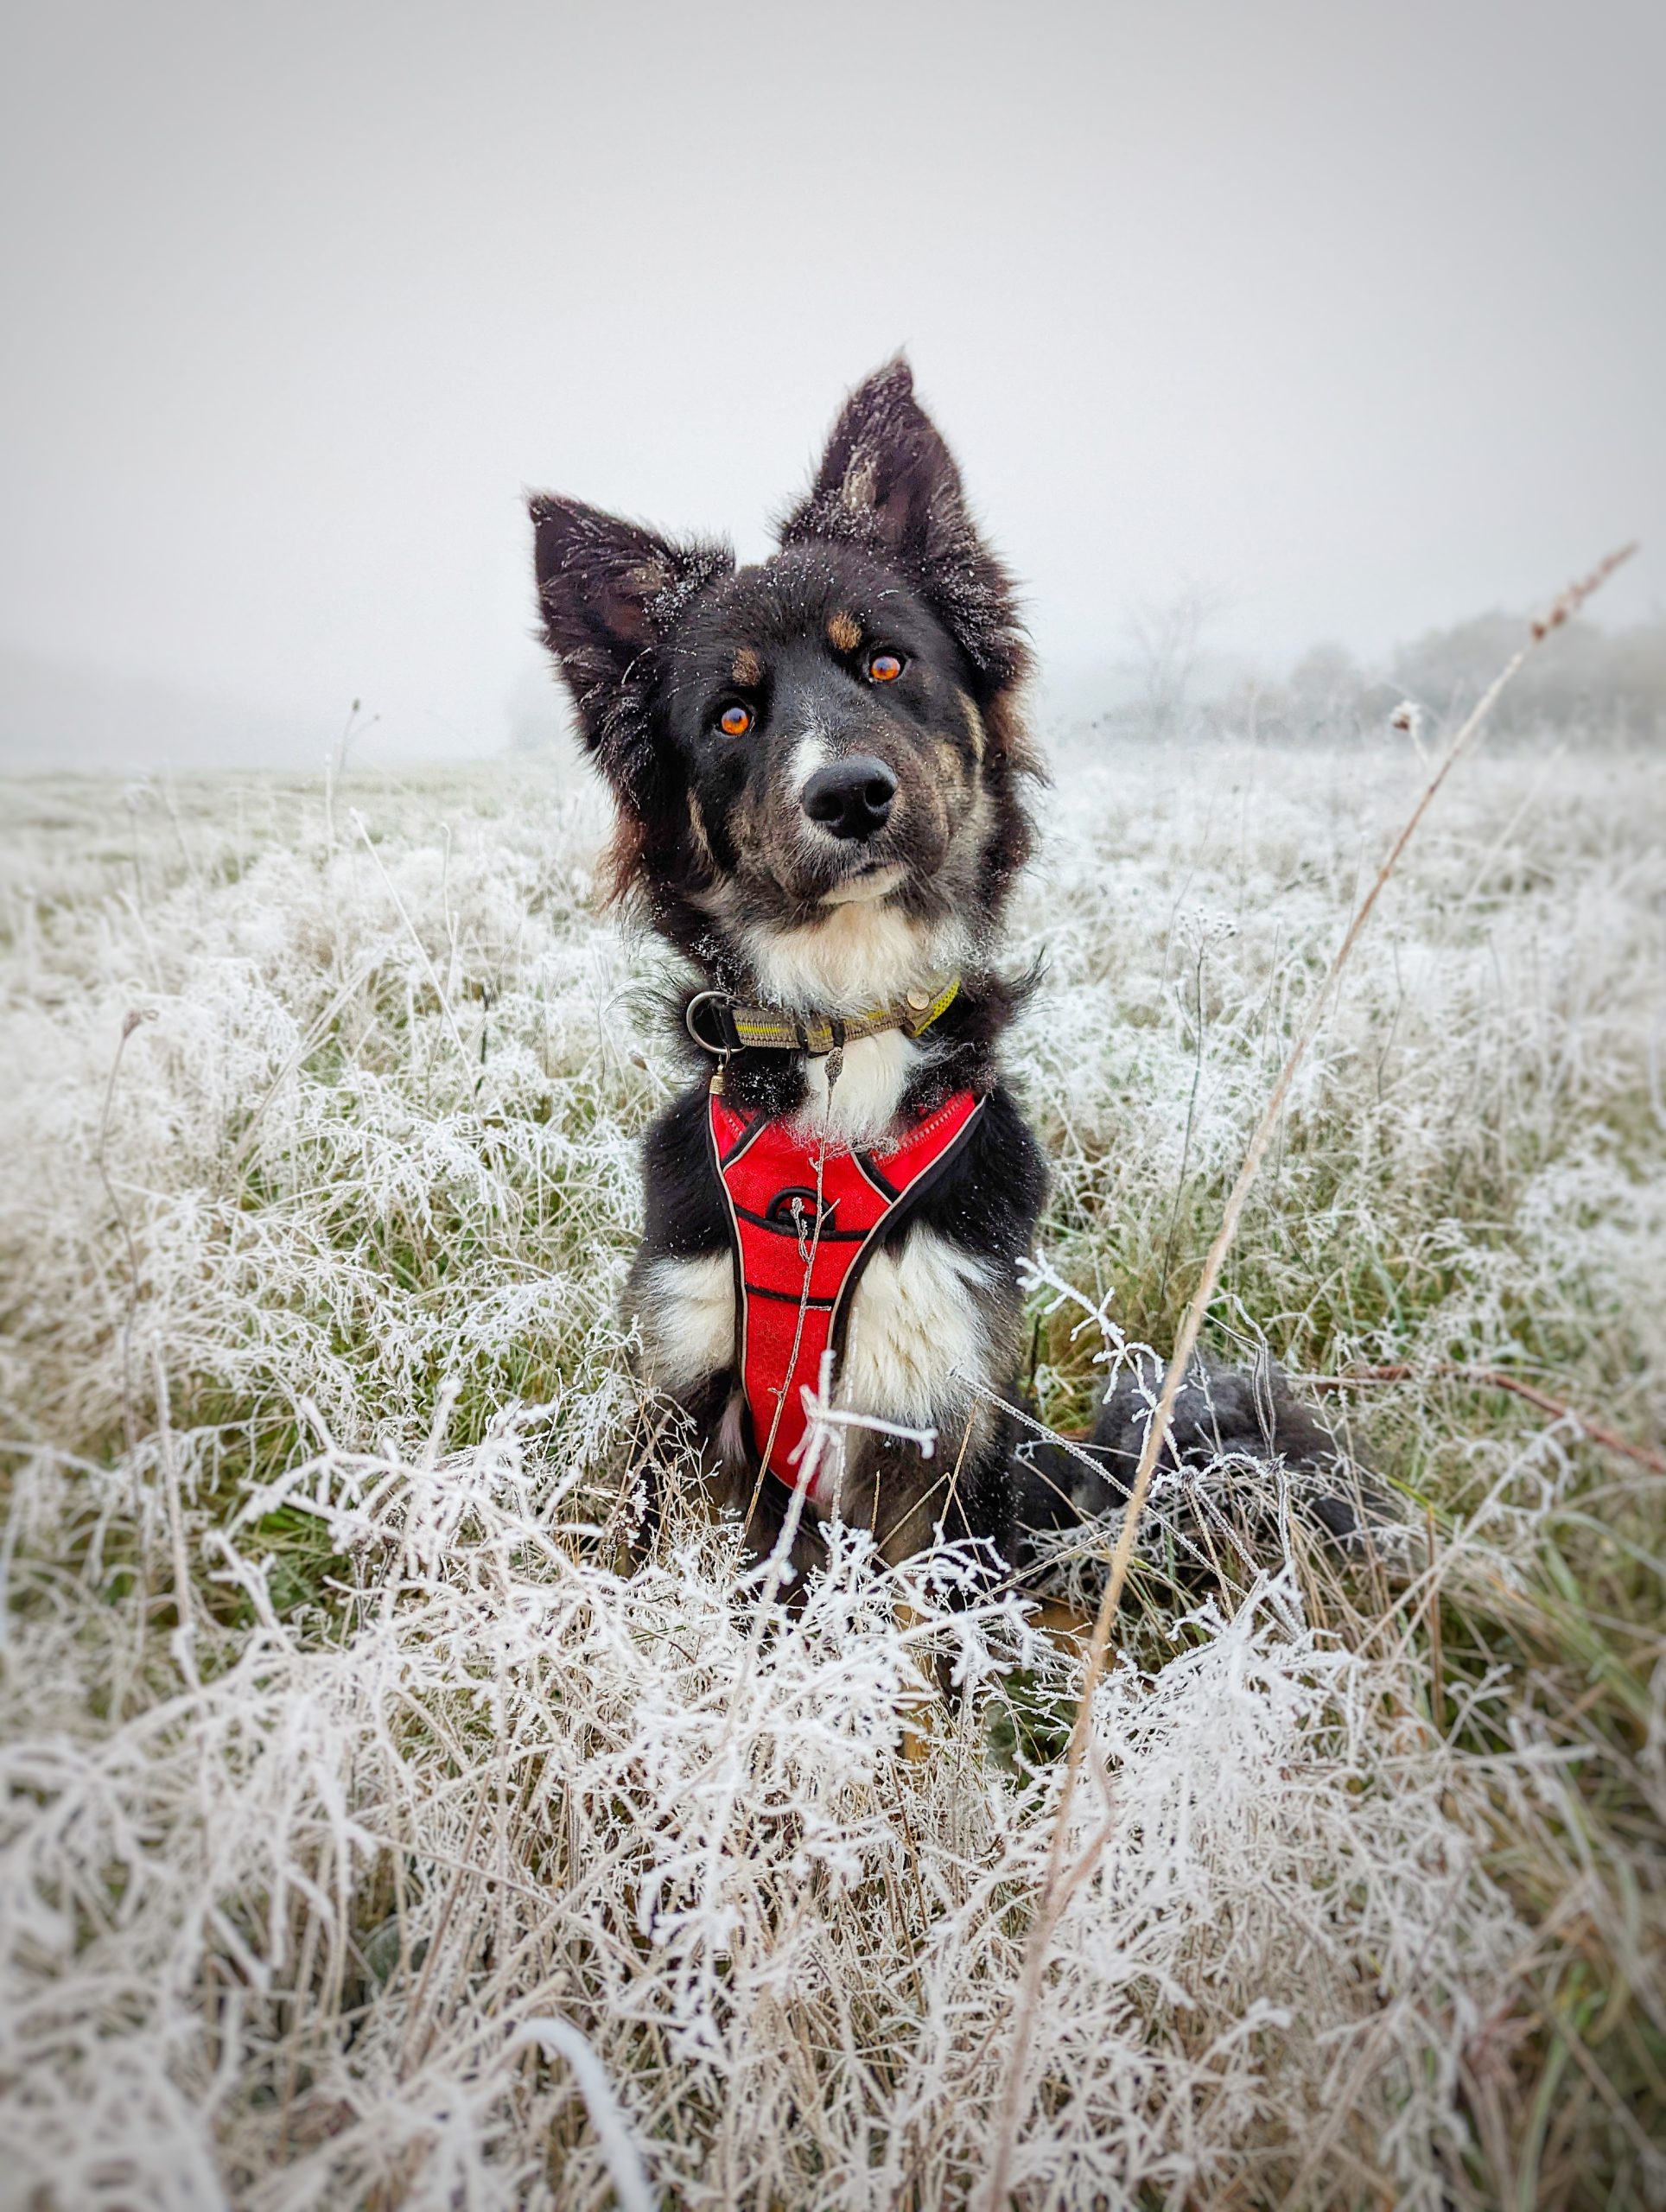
(617, 1075, 747, 1542)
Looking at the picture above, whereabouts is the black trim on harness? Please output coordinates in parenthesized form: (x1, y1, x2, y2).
(732, 1200, 866, 1242)
(854, 1153, 901, 1200)
(828, 1099, 986, 1365)
(717, 1112, 771, 1169)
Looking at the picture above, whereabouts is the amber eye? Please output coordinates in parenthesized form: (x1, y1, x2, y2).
(718, 703, 753, 737)
(867, 651, 904, 683)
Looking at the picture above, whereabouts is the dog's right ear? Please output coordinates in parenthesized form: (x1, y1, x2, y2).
(528, 494, 730, 793)
(779, 359, 1027, 699)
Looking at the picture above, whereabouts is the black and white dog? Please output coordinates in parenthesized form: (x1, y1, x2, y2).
(531, 360, 1345, 1580)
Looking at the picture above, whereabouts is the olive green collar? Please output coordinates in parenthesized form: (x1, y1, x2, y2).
(684, 975, 960, 1061)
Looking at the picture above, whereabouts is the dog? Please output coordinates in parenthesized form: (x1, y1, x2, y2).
(530, 359, 1353, 1586)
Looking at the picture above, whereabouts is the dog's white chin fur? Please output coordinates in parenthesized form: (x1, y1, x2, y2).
(739, 878, 969, 1147)
(745, 892, 964, 1018)
(818, 863, 907, 907)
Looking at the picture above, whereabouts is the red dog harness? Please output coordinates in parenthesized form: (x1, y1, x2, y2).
(708, 1089, 984, 1484)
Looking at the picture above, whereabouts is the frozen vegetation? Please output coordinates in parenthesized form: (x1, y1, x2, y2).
(0, 734, 1662, 2208)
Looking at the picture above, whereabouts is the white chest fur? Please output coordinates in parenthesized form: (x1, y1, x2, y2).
(800, 1224, 993, 1511)
(836, 1227, 993, 1427)
(638, 1224, 991, 1459)
(795, 1027, 919, 1148)
(637, 1249, 734, 1393)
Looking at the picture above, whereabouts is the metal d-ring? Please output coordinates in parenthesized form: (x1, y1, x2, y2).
(684, 988, 736, 1057)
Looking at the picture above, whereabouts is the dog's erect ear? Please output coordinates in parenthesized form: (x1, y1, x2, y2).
(779, 358, 1027, 694)
(528, 494, 731, 785)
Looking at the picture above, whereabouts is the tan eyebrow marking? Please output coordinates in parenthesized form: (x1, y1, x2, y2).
(826, 612, 862, 655)
(731, 647, 763, 688)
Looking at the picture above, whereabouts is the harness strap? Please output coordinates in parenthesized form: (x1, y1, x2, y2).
(708, 1089, 984, 1485)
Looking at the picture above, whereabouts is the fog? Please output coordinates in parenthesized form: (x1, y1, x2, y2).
(2, 0, 1662, 770)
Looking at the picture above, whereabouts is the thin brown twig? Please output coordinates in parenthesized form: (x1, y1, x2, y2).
(1306, 1363, 1666, 1478)
(976, 542, 1637, 2211)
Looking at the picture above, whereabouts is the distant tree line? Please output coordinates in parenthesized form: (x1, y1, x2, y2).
(1220, 610, 1666, 744)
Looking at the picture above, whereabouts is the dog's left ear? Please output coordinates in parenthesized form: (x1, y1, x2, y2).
(779, 358, 1027, 694)
(530, 494, 728, 696)
(528, 493, 731, 810)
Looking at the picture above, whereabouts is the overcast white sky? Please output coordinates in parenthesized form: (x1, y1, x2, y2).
(2, 0, 1662, 766)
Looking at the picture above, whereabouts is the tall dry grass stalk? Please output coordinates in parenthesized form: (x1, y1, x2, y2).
(978, 543, 1637, 2211)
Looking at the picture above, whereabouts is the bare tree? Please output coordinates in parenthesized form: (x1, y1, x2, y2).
(1125, 582, 1224, 739)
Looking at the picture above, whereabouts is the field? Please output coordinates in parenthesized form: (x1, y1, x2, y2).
(2, 733, 1663, 2209)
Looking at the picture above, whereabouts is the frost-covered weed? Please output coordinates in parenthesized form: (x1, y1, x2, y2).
(1, 746, 1662, 2208)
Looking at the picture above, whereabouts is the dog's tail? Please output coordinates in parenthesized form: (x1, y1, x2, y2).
(1011, 1354, 1390, 1583)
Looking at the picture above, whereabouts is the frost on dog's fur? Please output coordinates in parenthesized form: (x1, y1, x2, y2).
(1, 745, 1663, 2207)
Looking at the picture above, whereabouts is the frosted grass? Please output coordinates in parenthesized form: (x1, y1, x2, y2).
(1, 741, 1661, 2207)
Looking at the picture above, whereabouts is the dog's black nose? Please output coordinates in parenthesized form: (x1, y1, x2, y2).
(801, 755, 897, 841)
